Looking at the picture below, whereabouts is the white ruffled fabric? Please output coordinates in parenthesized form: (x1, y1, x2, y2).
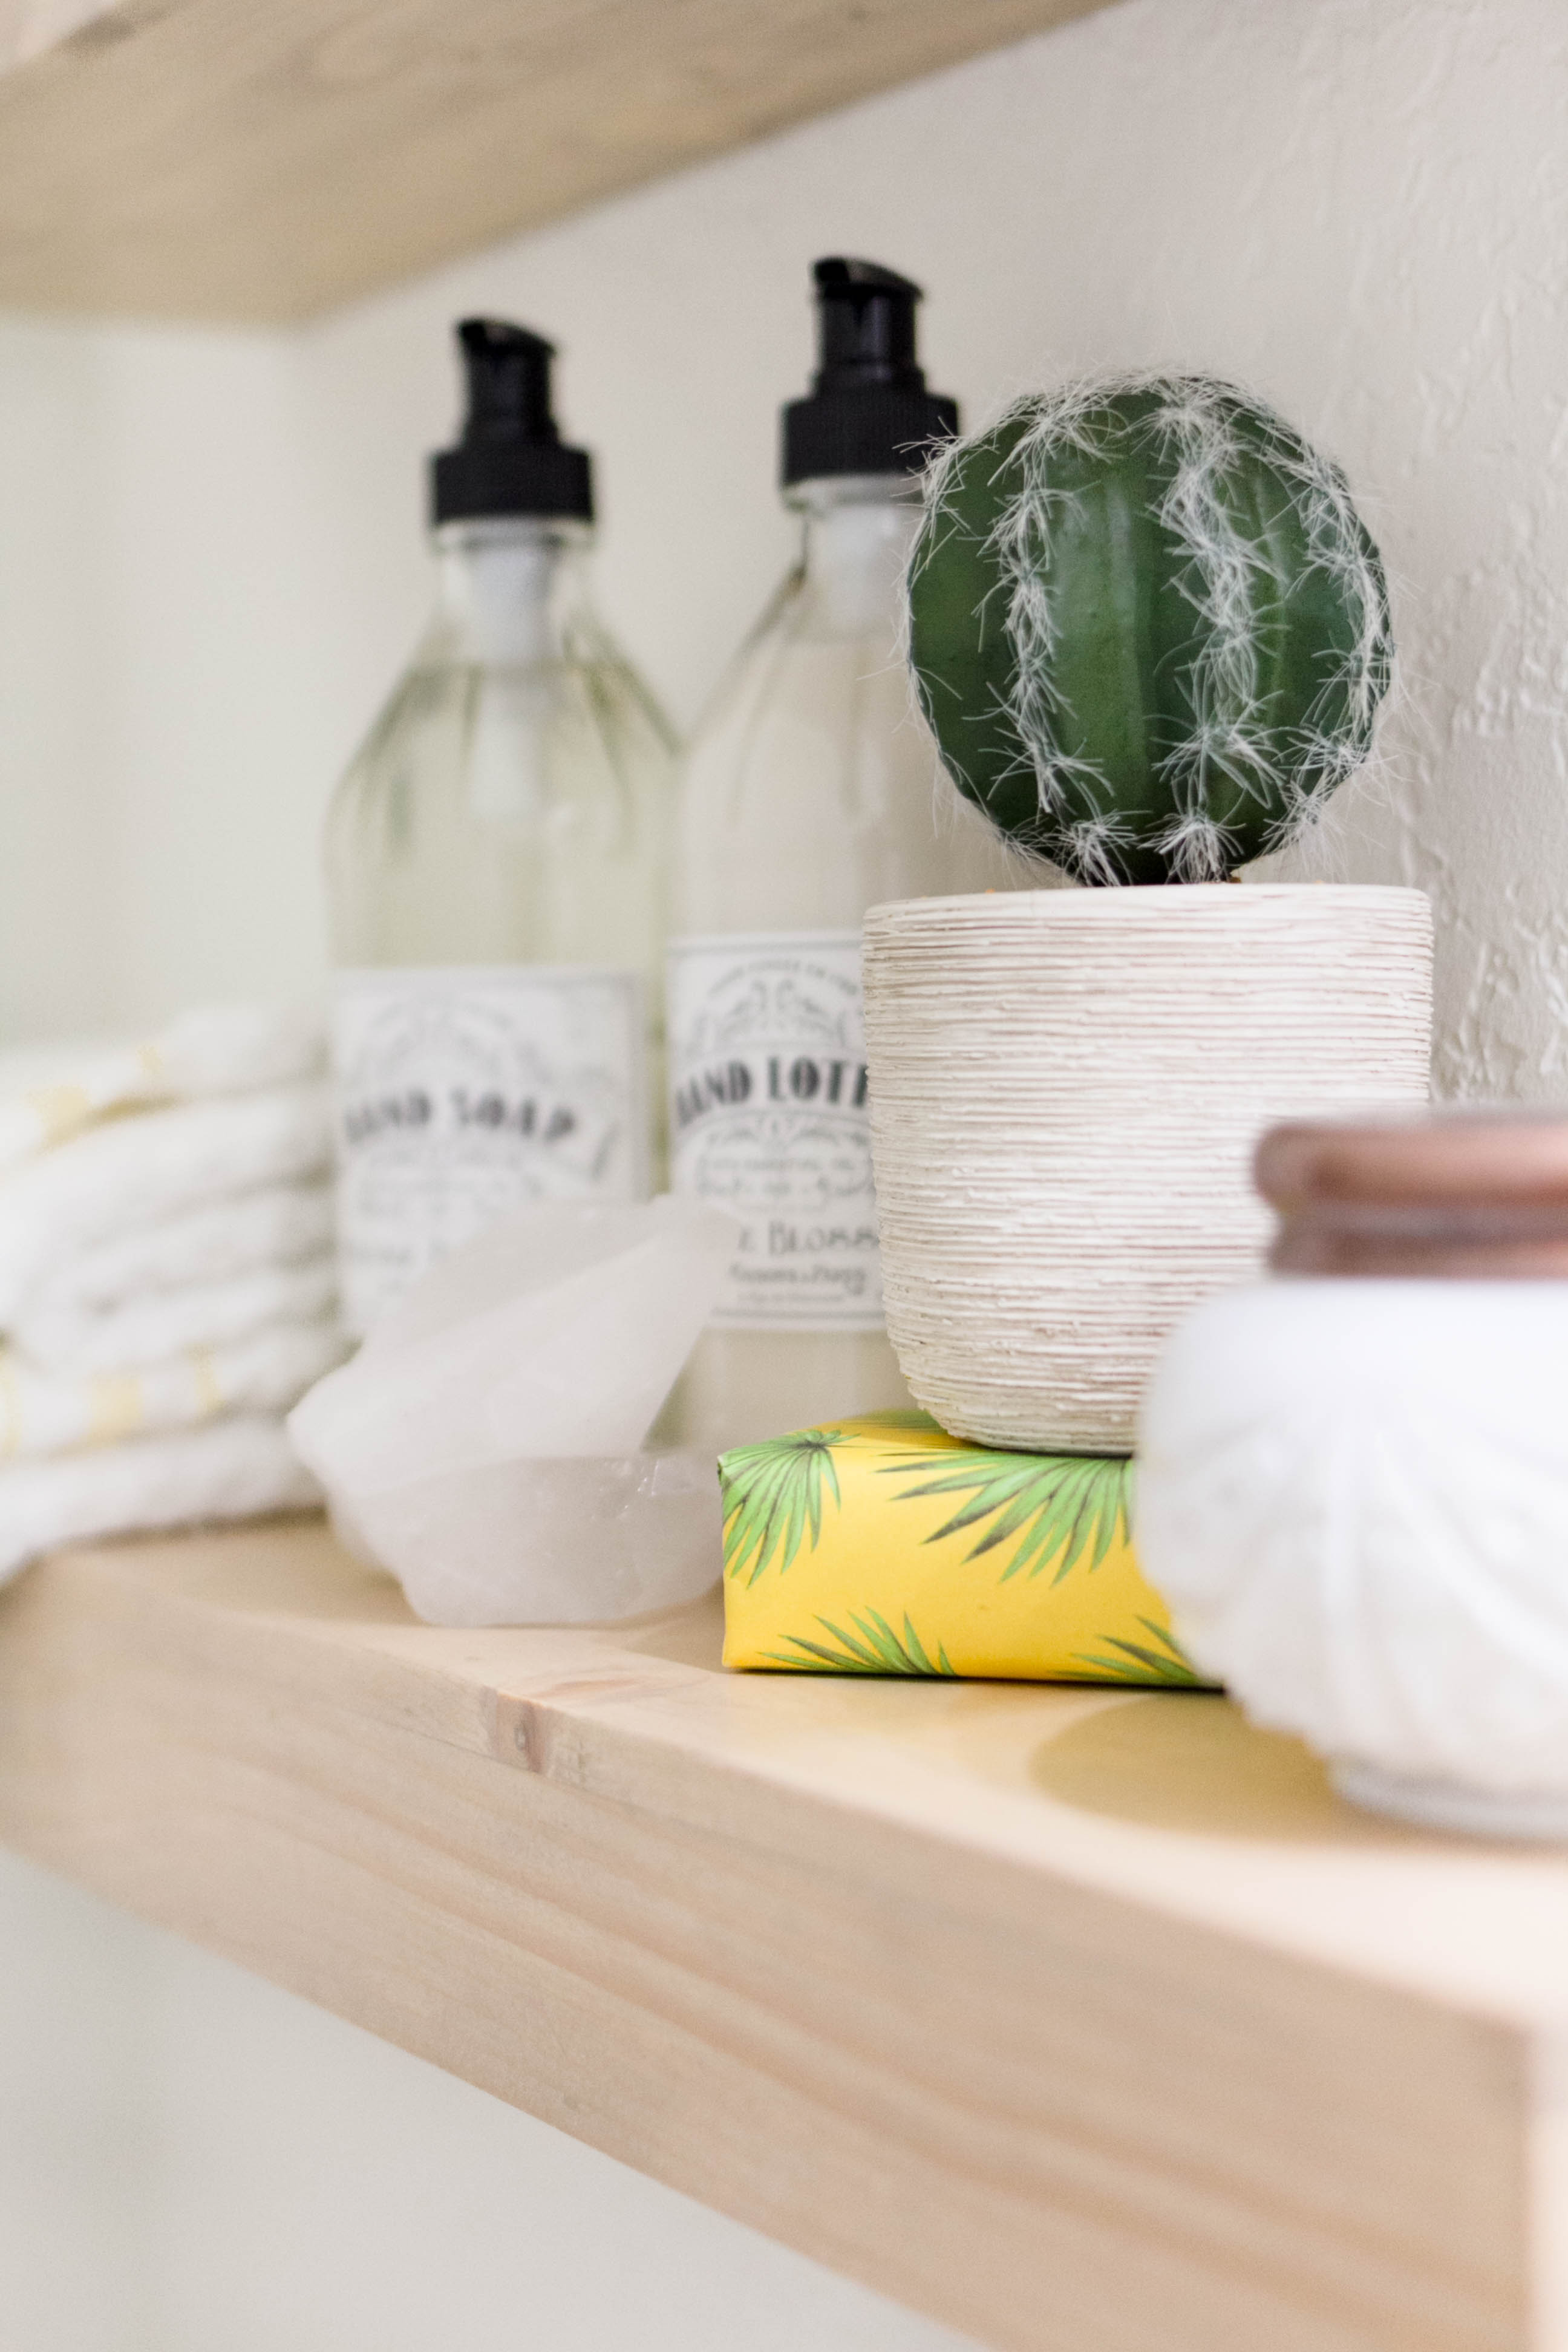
(16, 1255, 338, 1376)
(0, 1322, 347, 1461)
(0, 1004, 324, 1175)
(0, 1083, 332, 1322)
(0, 1007, 344, 1578)
(0, 1416, 321, 1582)
(18, 1180, 333, 1327)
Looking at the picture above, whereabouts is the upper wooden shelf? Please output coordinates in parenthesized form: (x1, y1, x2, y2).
(0, 1515, 1562, 2351)
(0, 0, 1116, 323)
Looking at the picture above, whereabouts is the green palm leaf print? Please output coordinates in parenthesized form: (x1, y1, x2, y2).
(720, 1429, 842, 1586)
(878, 1446, 1132, 1586)
(1073, 1615, 1207, 1686)
(765, 1607, 956, 1676)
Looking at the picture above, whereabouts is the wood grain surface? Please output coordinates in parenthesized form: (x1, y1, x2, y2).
(0, 1515, 1561, 2348)
(0, 0, 1117, 321)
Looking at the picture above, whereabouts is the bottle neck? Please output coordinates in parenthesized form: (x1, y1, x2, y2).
(787, 474, 923, 634)
(429, 516, 590, 664)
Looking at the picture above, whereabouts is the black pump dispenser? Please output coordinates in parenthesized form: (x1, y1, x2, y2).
(430, 318, 593, 528)
(781, 258, 958, 489)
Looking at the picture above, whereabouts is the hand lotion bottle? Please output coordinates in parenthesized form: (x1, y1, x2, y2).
(664, 259, 1022, 1455)
(326, 319, 676, 1336)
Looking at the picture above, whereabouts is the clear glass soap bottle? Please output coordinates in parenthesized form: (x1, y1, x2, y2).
(664, 260, 1026, 1457)
(327, 318, 676, 1337)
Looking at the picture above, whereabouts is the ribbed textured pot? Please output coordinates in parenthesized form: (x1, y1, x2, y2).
(863, 886, 1432, 1453)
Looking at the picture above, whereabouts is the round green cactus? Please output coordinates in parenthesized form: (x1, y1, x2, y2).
(907, 376, 1393, 885)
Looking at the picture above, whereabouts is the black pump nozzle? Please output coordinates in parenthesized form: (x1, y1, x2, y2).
(457, 318, 560, 444)
(782, 256, 958, 488)
(812, 258, 925, 392)
(430, 316, 593, 528)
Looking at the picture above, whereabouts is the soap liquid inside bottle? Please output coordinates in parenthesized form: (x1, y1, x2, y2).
(665, 477, 1027, 1457)
(327, 516, 676, 1334)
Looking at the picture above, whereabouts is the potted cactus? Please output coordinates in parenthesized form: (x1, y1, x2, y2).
(861, 375, 1434, 1453)
(907, 374, 1394, 886)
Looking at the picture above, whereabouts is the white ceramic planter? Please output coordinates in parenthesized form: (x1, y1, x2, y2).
(1137, 1280, 1568, 1838)
(862, 885, 1432, 1453)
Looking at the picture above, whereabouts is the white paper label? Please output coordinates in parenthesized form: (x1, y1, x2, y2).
(333, 965, 645, 1335)
(667, 930, 881, 1331)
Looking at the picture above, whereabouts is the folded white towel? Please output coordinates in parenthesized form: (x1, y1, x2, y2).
(0, 1085, 331, 1322)
(0, 1321, 348, 1459)
(16, 1254, 338, 1376)
(0, 1414, 321, 1584)
(18, 1181, 333, 1322)
(0, 1004, 324, 1174)
(0, 1008, 345, 1570)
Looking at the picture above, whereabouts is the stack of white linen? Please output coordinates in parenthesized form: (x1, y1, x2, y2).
(0, 1005, 348, 1583)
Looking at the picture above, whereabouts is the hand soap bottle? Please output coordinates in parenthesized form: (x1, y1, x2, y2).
(327, 318, 676, 1337)
(664, 259, 1023, 1456)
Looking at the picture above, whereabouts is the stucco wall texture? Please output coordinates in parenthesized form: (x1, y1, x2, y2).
(0, 0, 1563, 1082)
(1220, 0, 1568, 1102)
(295, 0, 1568, 1103)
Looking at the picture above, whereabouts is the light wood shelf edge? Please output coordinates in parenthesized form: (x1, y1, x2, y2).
(0, 0, 1118, 323)
(0, 1515, 1555, 2351)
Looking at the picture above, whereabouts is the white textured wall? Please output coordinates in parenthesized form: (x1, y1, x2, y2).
(260, 0, 1568, 1099)
(0, 0, 1564, 2344)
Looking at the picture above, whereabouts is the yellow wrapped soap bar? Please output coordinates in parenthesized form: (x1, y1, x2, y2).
(720, 1411, 1201, 1683)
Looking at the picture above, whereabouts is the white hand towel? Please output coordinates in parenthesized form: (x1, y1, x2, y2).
(0, 1085, 331, 1322)
(16, 1253, 337, 1375)
(0, 1321, 348, 1460)
(0, 1004, 324, 1172)
(0, 1415, 321, 1585)
(18, 1182, 333, 1321)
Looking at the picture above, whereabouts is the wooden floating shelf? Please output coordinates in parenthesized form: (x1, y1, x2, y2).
(0, 0, 1117, 323)
(0, 1515, 1563, 2349)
